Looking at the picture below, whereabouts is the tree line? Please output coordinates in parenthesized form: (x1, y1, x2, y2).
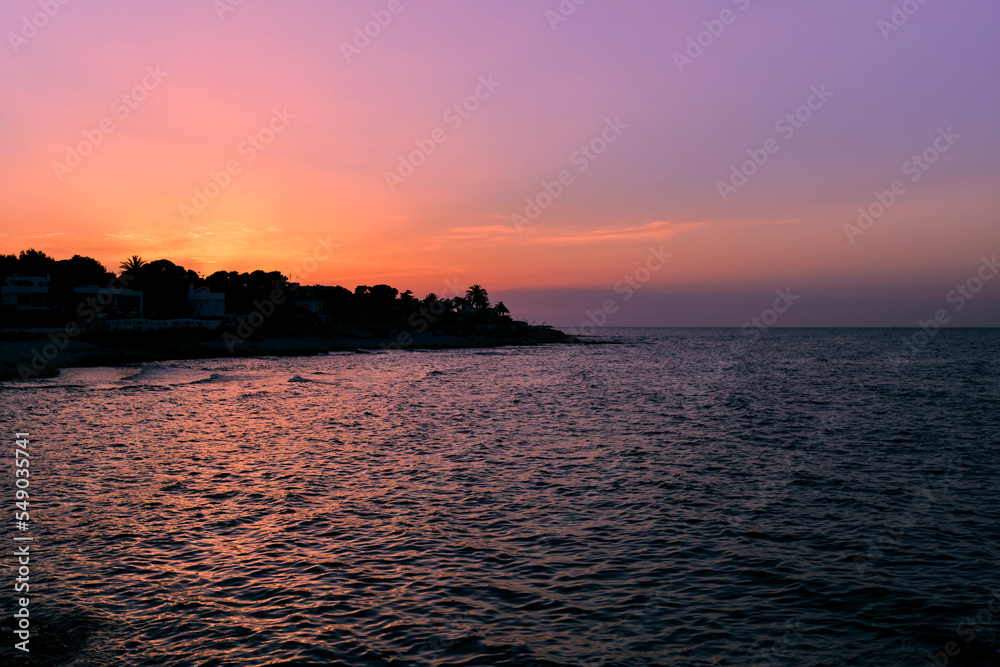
(2, 250, 513, 334)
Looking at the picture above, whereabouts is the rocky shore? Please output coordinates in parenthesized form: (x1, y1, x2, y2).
(0, 325, 580, 381)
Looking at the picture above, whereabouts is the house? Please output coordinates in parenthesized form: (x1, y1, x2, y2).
(187, 285, 225, 317)
(292, 285, 324, 316)
(1, 276, 51, 310)
(73, 286, 144, 317)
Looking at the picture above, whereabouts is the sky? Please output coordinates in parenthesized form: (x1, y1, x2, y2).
(1, 0, 998, 326)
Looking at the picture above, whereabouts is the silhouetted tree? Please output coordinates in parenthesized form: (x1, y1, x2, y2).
(3, 247, 527, 337)
(16, 249, 57, 276)
(120, 255, 147, 273)
(367, 284, 399, 322)
(49, 255, 114, 311)
(320, 285, 356, 321)
(465, 284, 489, 315)
(0, 254, 18, 281)
(130, 259, 200, 317)
(205, 269, 288, 316)
(57, 255, 111, 286)
(0, 250, 108, 285)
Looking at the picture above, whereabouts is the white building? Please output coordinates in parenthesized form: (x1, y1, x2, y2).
(1, 276, 51, 310)
(293, 285, 324, 315)
(187, 285, 225, 317)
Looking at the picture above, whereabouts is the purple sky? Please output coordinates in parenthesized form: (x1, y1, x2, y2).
(1, 0, 998, 325)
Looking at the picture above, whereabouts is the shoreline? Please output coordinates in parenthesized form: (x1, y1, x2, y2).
(0, 327, 583, 381)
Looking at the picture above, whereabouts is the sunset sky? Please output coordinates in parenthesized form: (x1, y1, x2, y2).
(2, 0, 998, 326)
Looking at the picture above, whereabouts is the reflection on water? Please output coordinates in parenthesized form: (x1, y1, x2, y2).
(1, 329, 999, 665)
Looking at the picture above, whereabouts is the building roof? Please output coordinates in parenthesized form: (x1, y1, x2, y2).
(187, 287, 224, 300)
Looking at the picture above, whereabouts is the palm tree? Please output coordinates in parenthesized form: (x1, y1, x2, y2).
(494, 301, 510, 319)
(452, 296, 469, 315)
(120, 255, 147, 273)
(465, 284, 489, 314)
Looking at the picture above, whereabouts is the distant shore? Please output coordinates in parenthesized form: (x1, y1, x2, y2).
(0, 326, 580, 381)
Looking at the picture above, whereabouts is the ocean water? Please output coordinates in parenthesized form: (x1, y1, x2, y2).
(1, 328, 999, 666)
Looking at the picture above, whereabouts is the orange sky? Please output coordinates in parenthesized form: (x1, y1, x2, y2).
(2, 0, 998, 324)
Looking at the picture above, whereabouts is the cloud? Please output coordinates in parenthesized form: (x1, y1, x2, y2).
(20, 232, 68, 240)
(531, 220, 704, 244)
(439, 219, 704, 246)
(440, 224, 522, 241)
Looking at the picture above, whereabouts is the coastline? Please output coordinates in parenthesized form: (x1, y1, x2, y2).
(0, 326, 581, 382)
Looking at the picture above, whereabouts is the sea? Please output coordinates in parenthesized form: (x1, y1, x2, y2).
(1, 328, 999, 666)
